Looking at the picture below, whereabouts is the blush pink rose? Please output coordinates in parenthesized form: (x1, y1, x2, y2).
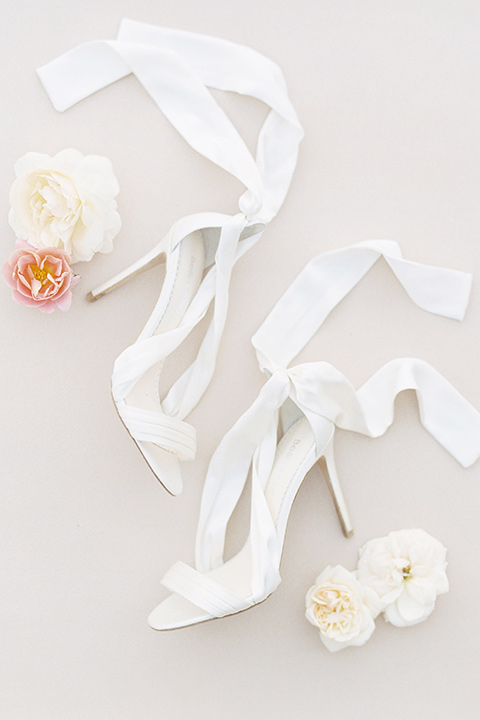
(2, 240, 80, 313)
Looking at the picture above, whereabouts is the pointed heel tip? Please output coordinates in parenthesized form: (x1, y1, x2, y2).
(344, 528, 354, 539)
(148, 615, 158, 630)
(86, 291, 98, 302)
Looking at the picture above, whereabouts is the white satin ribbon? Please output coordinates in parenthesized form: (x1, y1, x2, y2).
(37, 21, 304, 456)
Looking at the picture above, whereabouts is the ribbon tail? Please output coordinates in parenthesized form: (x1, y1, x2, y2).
(355, 358, 480, 467)
(252, 241, 472, 371)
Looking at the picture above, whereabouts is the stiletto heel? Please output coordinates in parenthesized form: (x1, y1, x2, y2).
(148, 243, 479, 630)
(38, 22, 304, 494)
(86, 239, 168, 302)
(318, 437, 354, 538)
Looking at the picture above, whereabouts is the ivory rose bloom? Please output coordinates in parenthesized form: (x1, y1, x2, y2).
(305, 565, 381, 652)
(2, 240, 79, 313)
(9, 149, 121, 263)
(356, 529, 449, 627)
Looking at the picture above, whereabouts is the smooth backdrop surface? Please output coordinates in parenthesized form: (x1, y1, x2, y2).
(2, 2, 480, 718)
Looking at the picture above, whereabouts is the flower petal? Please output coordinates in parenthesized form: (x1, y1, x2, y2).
(53, 290, 72, 312)
(386, 589, 435, 627)
(13, 151, 55, 177)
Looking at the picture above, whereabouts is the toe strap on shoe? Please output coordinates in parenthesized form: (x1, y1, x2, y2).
(116, 403, 197, 461)
(161, 561, 252, 617)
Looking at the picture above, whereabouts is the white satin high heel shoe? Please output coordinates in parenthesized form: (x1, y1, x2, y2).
(149, 241, 480, 630)
(37, 20, 303, 495)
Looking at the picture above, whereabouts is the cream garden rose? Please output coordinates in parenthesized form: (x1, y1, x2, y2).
(305, 565, 381, 652)
(9, 149, 121, 263)
(356, 529, 449, 627)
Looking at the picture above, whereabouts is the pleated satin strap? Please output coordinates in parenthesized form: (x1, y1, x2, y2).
(116, 402, 197, 461)
(161, 561, 252, 617)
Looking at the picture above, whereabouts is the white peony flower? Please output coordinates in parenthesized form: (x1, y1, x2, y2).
(356, 529, 449, 627)
(9, 149, 121, 263)
(305, 565, 381, 652)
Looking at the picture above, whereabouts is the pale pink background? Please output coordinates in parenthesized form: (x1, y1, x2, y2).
(2, 2, 480, 718)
